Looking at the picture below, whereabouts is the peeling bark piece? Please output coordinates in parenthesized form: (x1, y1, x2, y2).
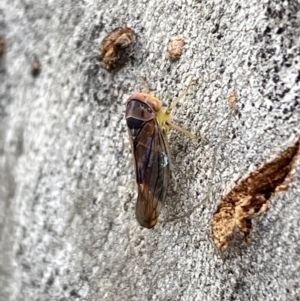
(0, 36, 6, 57)
(211, 139, 300, 252)
(100, 27, 135, 70)
(167, 36, 185, 61)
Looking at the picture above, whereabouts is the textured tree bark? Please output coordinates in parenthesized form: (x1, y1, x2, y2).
(0, 0, 300, 300)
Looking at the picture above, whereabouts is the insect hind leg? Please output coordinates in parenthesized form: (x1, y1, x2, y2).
(166, 121, 197, 139)
(166, 78, 194, 114)
(164, 140, 179, 193)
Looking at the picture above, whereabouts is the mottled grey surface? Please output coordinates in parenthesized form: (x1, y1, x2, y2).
(0, 0, 300, 300)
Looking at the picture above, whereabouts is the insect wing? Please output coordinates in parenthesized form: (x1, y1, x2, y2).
(131, 119, 170, 228)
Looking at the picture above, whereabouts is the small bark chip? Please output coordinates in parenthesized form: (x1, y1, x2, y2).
(31, 57, 41, 77)
(0, 36, 7, 57)
(167, 36, 185, 61)
(100, 27, 136, 70)
(228, 91, 237, 109)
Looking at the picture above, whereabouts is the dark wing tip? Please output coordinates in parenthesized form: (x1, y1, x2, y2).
(135, 208, 158, 229)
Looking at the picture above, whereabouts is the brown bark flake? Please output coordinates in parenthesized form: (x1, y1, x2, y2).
(211, 139, 300, 252)
(100, 27, 135, 70)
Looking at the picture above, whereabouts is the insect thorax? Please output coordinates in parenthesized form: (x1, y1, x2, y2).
(155, 108, 171, 134)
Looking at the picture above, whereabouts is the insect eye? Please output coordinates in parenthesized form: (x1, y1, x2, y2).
(140, 103, 152, 113)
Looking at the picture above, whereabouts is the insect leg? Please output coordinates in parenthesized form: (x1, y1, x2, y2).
(166, 121, 197, 139)
(164, 130, 178, 192)
(166, 78, 194, 114)
(170, 163, 178, 192)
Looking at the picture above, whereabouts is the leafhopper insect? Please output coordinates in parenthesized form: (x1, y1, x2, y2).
(125, 81, 195, 228)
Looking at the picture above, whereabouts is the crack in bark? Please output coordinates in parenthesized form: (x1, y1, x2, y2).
(211, 138, 300, 252)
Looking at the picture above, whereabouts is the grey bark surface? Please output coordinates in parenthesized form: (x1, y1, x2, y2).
(1, 0, 300, 300)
